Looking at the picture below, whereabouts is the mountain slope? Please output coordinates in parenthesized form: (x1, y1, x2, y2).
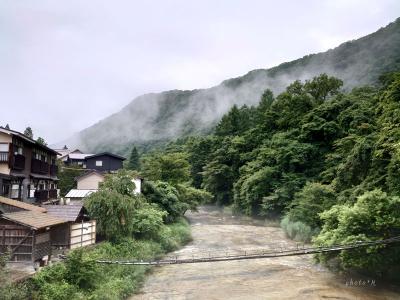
(64, 18, 400, 155)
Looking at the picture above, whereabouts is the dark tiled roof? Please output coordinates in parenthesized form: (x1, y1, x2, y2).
(1, 211, 66, 229)
(84, 152, 126, 161)
(0, 196, 46, 213)
(43, 205, 86, 222)
(0, 127, 60, 155)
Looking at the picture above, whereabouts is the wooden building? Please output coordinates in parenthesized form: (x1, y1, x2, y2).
(0, 126, 60, 204)
(44, 205, 96, 249)
(0, 210, 66, 263)
(84, 152, 125, 172)
(74, 170, 142, 193)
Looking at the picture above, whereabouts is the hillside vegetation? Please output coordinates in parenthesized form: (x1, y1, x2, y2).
(144, 72, 400, 279)
(64, 18, 400, 156)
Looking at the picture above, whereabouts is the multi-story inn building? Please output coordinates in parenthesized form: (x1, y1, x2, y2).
(0, 127, 59, 203)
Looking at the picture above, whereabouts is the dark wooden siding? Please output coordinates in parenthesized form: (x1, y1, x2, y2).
(50, 223, 70, 248)
(33, 231, 51, 261)
(85, 155, 123, 172)
(0, 219, 56, 262)
(0, 219, 34, 261)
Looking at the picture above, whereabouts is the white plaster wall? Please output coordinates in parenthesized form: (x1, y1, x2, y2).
(77, 173, 104, 190)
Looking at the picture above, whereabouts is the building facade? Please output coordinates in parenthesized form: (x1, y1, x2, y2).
(0, 127, 59, 203)
(84, 152, 125, 172)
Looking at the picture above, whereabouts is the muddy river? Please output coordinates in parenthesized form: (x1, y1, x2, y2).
(131, 206, 400, 300)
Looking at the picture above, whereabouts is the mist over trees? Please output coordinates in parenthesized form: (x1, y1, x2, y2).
(148, 72, 400, 279)
(64, 19, 400, 156)
(127, 146, 140, 170)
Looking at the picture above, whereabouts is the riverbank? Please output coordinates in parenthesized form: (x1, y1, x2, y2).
(0, 217, 192, 300)
(132, 206, 400, 300)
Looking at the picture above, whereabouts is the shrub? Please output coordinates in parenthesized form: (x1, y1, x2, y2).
(131, 204, 166, 239)
(64, 249, 100, 290)
(142, 181, 188, 223)
(157, 218, 192, 252)
(287, 182, 336, 228)
(85, 190, 141, 241)
(33, 281, 79, 300)
(314, 189, 400, 274)
(281, 215, 318, 242)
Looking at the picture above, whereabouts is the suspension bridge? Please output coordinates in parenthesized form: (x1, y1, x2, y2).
(90, 236, 400, 266)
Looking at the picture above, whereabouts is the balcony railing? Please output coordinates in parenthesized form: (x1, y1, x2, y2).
(50, 164, 58, 176)
(31, 158, 49, 174)
(12, 154, 25, 170)
(48, 189, 58, 199)
(0, 152, 8, 162)
(34, 190, 49, 202)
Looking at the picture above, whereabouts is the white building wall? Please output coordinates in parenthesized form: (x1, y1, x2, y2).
(0, 132, 11, 175)
(132, 178, 142, 194)
(77, 173, 105, 190)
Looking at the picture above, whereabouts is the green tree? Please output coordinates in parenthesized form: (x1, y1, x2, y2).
(304, 73, 343, 104)
(36, 137, 47, 146)
(131, 203, 166, 239)
(142, 180, 188, 223)
(100, 169, 139, 196)
(24, 126, 33, 139)
(176, 183, 212, 211)
(85, 189, 140, 241)
(64, 249, 99, 290)
(127, 146, 140, 170)
(57, 161, 85, 196)
(142, 152, 190, 185)
(258, 89, 274, 113)
(186, 136, 215, 188)
(287, 182, 336, 228)
(86, 170, 169, 240)
(314, 190, 400, 273)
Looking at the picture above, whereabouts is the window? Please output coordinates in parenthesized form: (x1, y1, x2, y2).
(11, 184, 19, 199)
(15, 147, 23, 155)
(13, 139, 23, 155)
(96, 160, 103, 167)
(2, 183, 10, 196)
(0, 143, 8, 152)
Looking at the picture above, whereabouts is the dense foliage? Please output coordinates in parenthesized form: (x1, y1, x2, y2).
(57, 162, 85, 196)
(152, 72, 400, 278)
(127, 146, 141, 170)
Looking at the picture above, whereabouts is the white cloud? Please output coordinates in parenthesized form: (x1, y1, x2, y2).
(0, 0, 399, 143)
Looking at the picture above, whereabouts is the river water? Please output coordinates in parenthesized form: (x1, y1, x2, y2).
(131, 206, 400, 300)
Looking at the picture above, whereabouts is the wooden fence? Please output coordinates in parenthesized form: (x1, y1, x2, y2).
(70, 220, 96, 249)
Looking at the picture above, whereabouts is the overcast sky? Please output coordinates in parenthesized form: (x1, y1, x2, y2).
(0, 1, 399, 144)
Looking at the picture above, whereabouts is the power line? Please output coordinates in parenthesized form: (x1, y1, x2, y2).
(74, 236, 400, 266)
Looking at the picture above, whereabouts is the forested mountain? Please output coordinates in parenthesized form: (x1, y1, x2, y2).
(141, 72, 400, 279)
(63, 18, 400, 155)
